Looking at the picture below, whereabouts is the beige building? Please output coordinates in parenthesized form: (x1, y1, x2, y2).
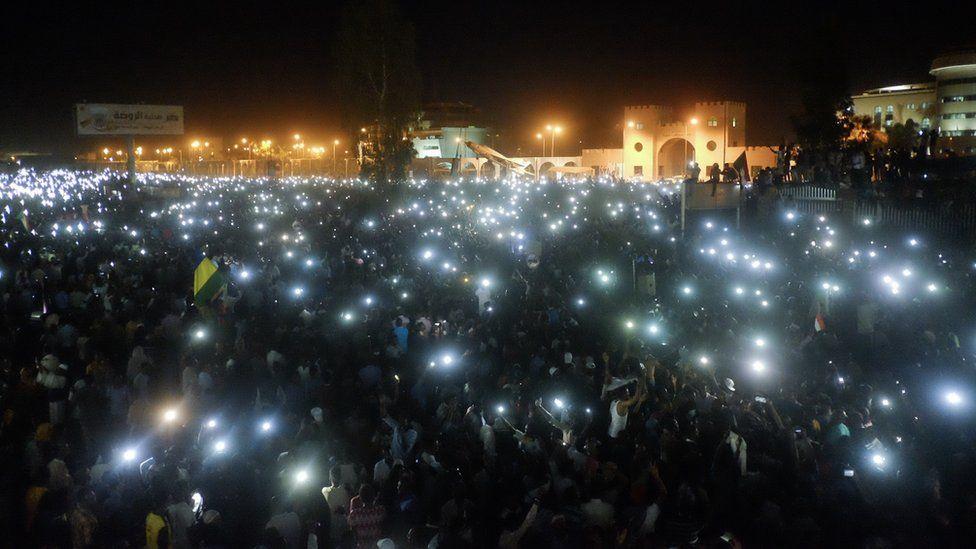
(851, 83, 937, 130)
(619, 101, 775, 180)
(851, 51, 976, 155)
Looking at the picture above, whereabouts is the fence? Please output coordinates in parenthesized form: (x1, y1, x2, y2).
(780, 185, 837, 201)
(780, 185, 976, 238)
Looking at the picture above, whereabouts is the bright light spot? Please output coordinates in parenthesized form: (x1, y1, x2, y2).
(295, 469, 309, 484)
(945, 391, 963, 406)
(261, 420, 273, 432)
(755, 338, 765, 348)
(214, 439, 227, 453)
(162, 408, 178, 423)
(206, 419, 218, 429)
(122, 448, 137, 461)
(871, 454, 886, 467)
(553, 398, 565, 409)
(752, 360, 766, 373)
(496, 405, 505, 414)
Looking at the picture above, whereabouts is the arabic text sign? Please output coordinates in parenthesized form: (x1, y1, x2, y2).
(76, 104, 184, 135)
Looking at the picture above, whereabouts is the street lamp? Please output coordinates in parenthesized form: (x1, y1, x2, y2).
(536, 133, 544, 156)
(685, 117, 699, 173)
(333, 139, 340, 175)
(549, 125, 562, 156)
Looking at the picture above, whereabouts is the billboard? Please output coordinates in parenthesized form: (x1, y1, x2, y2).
(75, 103, 184, 135)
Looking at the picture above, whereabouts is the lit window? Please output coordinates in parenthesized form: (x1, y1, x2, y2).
(874, 106, 883, 114)
(707, 117, 718, 127)
(921, 102, 929, 109)
(907, 103, 916, 110)
(635, 122, 644, 130)
(886, 105, 894, 113)
(731, 117, 737, 127)
(921, 118, 931, 128)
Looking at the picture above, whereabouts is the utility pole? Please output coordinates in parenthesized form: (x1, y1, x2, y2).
(125, 136, 136, 185)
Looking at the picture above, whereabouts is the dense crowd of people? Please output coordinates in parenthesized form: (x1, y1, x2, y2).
(1, 170, 975, 548)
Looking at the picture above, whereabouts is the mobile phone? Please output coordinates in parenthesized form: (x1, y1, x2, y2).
(843, 468, 855, 477)
(755, 396, 767, 403)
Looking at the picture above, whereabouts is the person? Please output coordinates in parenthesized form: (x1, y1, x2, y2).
(721, 163, 739, 186)
(608, 381, 643, 439)
(709, 163, 721, 196)
(346, 484, 386, 549)
(393, 318, 409, 353)
(145, 501, 170, 549)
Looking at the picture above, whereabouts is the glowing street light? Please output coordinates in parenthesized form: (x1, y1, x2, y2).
(162, 408, 179, 424)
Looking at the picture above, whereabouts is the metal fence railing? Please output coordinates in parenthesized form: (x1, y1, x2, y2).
(780, 185, 976, 238)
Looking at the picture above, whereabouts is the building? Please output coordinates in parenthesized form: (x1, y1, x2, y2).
(851, 50, 976, 154)
(620, 101, 776, 180)
(409, 101, 491, 159)
(931, 51, 976, 154)
(850, 84, 937, 130)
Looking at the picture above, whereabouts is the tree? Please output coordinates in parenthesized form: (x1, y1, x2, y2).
(335, 0, 421, 184)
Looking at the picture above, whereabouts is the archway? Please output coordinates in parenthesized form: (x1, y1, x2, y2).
(479, 161, 496, 179)
(539, 162, 555, 177)
(460, 161, 478, 176)
(657, 138, 696, 178)
(564, 161, 577, 167)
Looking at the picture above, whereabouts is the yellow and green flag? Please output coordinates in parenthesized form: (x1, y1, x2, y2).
(194, 258, 226, 305)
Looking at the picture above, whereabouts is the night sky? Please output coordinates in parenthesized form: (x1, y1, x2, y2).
(1, 0, 971, 154)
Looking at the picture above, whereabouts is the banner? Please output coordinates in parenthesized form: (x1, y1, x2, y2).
(76, 104, 184, 135)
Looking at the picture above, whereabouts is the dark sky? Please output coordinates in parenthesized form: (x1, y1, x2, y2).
(1, 0, 972, 154)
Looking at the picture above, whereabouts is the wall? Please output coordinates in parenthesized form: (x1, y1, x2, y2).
(581, 148, 623, 176)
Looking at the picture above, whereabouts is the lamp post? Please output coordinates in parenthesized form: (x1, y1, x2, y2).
(551, 125, 562, 157)
(332, 139, 340, 175)
(536, 133, 544, 157)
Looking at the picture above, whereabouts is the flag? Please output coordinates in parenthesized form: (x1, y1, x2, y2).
(733, 151, 750, 182)
(814, 314, 826, 333)
(194, 258, 226, 306)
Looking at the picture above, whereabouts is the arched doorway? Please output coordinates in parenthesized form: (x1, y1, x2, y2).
(480, 161, 496, 179)
(539, 162, 555, 177)
(657, 138, 695, 178)
(461, 161, 478, 176)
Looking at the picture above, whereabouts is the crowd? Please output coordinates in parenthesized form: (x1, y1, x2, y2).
(1, 170, 975, 548)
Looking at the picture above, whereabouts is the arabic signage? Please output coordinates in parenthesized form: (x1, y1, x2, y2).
(75, 103, 184, 135)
